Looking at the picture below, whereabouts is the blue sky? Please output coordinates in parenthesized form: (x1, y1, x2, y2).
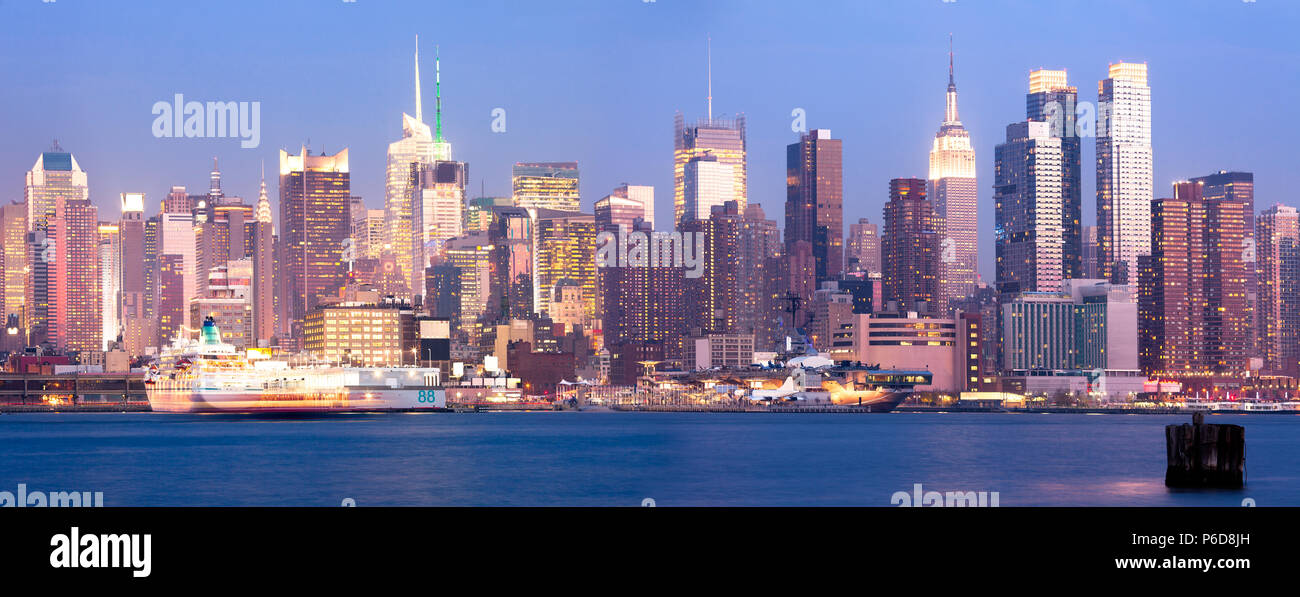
(2, 0, 1297, 280)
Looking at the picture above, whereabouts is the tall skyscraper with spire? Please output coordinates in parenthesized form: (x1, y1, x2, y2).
(928, 36, 977, 312)
(1097, 62, 1152, 286)
(253, 163, 276, 346)
(674, 37, 746, 228)
(386, 36, 449, 299)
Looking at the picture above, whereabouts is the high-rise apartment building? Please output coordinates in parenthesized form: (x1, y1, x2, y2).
(1026, 68, 1083, 281)
(994, 120, 1068, 298)
(1096, 62, 1153, 285)
(845, 218, 881, 275)
(0, 202, 28, 349)
(738, 203, 782, 348)
(51, 193, 100, 353)
(534, 210, 597, 321)
(1256, 204, 1300, 374)
(881, 178, 939, 313)
(1138, 181, 1248, 378)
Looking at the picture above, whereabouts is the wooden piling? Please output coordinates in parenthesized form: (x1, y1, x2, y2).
(1165, 412, 1245, 488)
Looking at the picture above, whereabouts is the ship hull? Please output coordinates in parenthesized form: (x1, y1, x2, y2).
(147, 387, 446, 414)
(829, 390, 908, 412)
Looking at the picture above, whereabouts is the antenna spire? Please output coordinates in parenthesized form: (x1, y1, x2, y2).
(706, 36, 713, 121)
(435, 44, 443, 142)
(948, 33, 955, 89)
(415, 35, 423, 123)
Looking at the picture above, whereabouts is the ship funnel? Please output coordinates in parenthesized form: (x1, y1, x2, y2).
(201, 316, 222, 345)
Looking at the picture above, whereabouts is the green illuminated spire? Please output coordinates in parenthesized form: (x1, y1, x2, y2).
(435, 45, 443, 142)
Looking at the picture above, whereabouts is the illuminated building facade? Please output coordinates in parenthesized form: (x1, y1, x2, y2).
(98, 222, 120, 349)
(595, 184, 654, 231)
(1026, 69, 1083, 281)
(51, 193, 100, 353)
(386, 39, 450, 302)
(1138, 181, 1248, 378)
(409, 160, 467, 296)
(487, 207, 534, 321)
(846, 218, 881, 275)
(303, 297, 410, 367)
(1097, 62, 1153, 286)
(1256, 204, 1300, 374)
(674, 113, 746, 226)
(463, 197, 510, 233)
(512, 162, 579, 212)
(118, 193, 148, 356)
(681, 201, 740, 334)
(25, 146, 88, 234)
(443, 233, 492, 337)
(279, 146, 351, 341)
(928, 43, 978, 309)
(738, 203, 781, 348)
(253, 170, 275, 346)
(994, 120, 1067, 298)
(882, 178, 939, 313)
(786, 129, 843, 285)
(0, 202, 27, 349)
(534, 209, 597, 320)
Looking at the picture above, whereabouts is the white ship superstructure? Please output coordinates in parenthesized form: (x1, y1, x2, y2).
(146, 318, 445, 413)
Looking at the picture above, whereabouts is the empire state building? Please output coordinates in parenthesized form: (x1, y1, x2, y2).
(927, 36, 978, 311)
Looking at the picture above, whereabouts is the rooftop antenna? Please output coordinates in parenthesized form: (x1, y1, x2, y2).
(948, 33, 955, 89)
(435, 44, 443, 142)
(415, 35, 423, 123)
(706, 35, 713, 121)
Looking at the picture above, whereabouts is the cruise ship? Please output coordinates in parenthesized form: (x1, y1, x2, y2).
(146, 318, 446, 413)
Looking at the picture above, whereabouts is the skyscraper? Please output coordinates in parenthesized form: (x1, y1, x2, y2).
(674, 114, 746, 228)
(738, 203, 781, 348)
(252, 166, 275, 346)
(512, 162, 579, 212)
(51, 192, 100, 353)
(881, 178, 939, 313)
(928, 39, 978, 309)
(682, 155, 735, 225)
(845, 218, 881, 275)
(279, 146, 351, 341)
(98, 222, 121, 349)
(1026, 68, 1083, 281)
(681, 201, 740, 334)
(785, 129, 843, 285)
(994, 121, 1067, 298)
(1256, 204, 1300, 374)
(25, 144, 87, 233)
(1097, 62, 1153, 285)
(386, 37, 448, 299)
(0, 202, 27, 350)
(487, 206, 534, 321)
(118, 193, 147, 356)
(533, 209, 597, 320)
(1138, 181, 1248, 378)
(594, 184, 654, 231)
(409, 160, 467, 296)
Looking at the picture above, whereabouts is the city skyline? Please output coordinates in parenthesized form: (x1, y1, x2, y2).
(3, 1, 1296, 282)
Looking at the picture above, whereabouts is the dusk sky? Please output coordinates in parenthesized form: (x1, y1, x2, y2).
(2, 0, 1296, 279)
